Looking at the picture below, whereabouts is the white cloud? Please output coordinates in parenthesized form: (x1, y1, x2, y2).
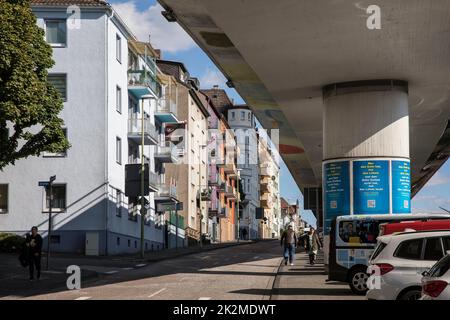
(199, 68, 227, 89)
(112, 1, 196, 53)
(425, 172, 450, 187)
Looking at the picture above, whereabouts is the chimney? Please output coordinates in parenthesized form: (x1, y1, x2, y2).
(213, 85, 219, 90)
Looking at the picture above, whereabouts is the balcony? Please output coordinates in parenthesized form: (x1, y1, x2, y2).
(155, 183, 177, 202)
(260, 182, 270, 194)
(208, 172, 220, 186)
(260, 165, 273, 177)
(223, 183, 236, 199)
(128, 118, 158, 145)
(127, 69, 161, 99)
(199, 188, 212, 201)
(155, 98, 178, 123)
(155, 141, 178, 163)
(149, 171, 160, 192)
(219, 206, 229, 218)
(208, 199, 220, 217)
(261, 199, 270, 209)
(218, 161, 237, 175)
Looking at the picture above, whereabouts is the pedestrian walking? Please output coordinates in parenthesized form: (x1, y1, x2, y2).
(280, 225, 297, 266)
(26, 226, 43, 280)
(302, 227, 322, 265)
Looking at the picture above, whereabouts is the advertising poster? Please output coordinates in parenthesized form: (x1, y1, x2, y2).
(353, 160, 389, 214)
(323, 161, 350, 234)
(392, 160, 411, 213)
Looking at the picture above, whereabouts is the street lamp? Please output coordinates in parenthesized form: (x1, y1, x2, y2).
(198, 144, 207, 248)
(236, 168, 242, 242)
(139, 95, 153, 259)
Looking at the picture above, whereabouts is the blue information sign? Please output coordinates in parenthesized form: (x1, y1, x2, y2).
(392, 160, 411, 213)
(353, 160, 389, 214)
(324, 161, 350, 234)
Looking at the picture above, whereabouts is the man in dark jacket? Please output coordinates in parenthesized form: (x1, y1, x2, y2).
(26, 226, 43, 280)
(280, 225, 297, 266)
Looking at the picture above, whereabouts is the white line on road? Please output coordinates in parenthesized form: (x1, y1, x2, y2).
(253, 256, 260, 259)
(121, 267, 133, 270)
(135, 264, 147, 267)
(75, 296, 91, 300)
(198, 297, 211, 300)
(104, 270, 118, 274)
(148, 288, 166, 298)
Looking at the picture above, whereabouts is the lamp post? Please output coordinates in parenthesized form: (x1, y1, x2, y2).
(236, 168, 242, 242)
(46, 175, 56, 270)
(198, 144, 207, 248)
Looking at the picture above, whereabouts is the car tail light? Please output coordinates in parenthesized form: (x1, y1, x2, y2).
(423, 280, 448, 298)
(376, 263, 394, 275)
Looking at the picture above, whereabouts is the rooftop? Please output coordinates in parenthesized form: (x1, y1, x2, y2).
(31, 0, 108, 6)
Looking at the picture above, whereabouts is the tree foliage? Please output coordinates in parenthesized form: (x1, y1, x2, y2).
(0, 0, 69, 170)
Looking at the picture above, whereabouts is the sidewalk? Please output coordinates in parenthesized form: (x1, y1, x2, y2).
(271, 251, 364, 300)
(0, 240, 254, 299)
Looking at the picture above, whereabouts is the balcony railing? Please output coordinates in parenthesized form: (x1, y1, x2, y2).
(155, 141, 178, 163)
(208, 172, 220, 186)
(149, 171, 160, 192)
(127, 69, 161, 98)
(156, 183, 177, 199)
(128, 118, 158, 145)
(155, 98, 178, 123)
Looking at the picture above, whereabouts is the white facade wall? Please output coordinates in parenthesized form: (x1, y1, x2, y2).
(0, 7, 164, 255)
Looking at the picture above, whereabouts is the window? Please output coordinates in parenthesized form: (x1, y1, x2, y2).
(116, 86, 122, 113)
(48, 74, 67, 101)
(45, 20, 66, 46)
(241, 111, 245, 120)
(423, 237, 444, 261)
(117, 237, 120, 246)
(443, 236, 450, 251)
(116, 34, 122, 63)
(128, 239, 131, 247)
(116, 189, 122, 217)
(395, 238, 423, 260)
(338, 220, 382, 244)
(231, 111, 235, 120)
(428, 255, 450, 278)
(248, 113, 251, 121)
(44, 184, 66, 212)
(44, 128, 68, 157)
(116, 137, 122, 164)
(0, 184, 8, 214)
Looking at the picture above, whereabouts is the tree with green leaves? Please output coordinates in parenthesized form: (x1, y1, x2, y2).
(0, 0, 69, 171)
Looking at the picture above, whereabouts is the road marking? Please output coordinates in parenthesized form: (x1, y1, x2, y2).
(253, 256, 260, 259)
(135, 264, 147, 267)
(200, 255, 211, 260)
(104, 270, 118, 274)
(75, 296, 91, 300)
(121, 267, 133, 270)
(148, 288, 166, 298)
(198, 297, 211, 300)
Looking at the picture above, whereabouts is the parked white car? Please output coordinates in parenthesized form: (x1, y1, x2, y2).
(366, 230, 450, 300)
(421, 253, 450, 300)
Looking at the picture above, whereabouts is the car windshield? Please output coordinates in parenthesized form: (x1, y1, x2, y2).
(428, 255, 450, 278)
(338, 220, 383, 244)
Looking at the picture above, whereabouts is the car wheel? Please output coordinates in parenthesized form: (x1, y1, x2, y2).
(349, 268, 369, 295)
(398, 289, 422, 301)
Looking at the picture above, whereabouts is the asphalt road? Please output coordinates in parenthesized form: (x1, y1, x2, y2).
(1, 240, 364, 300)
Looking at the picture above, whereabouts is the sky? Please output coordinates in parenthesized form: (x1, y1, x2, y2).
(110, 0, 449, 228)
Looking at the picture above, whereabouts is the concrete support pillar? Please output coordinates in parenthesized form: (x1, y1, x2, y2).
(322, 80, 411, 233)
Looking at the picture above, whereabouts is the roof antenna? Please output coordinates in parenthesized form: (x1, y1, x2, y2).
(439, 206, 450, 213)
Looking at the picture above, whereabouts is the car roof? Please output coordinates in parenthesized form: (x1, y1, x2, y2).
(336, 213, 450, 222)
(378, 229, 450, 243)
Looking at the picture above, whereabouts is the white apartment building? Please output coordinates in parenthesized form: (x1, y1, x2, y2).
(226, 106, 261, 240)
(0, 0, 178, 255)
